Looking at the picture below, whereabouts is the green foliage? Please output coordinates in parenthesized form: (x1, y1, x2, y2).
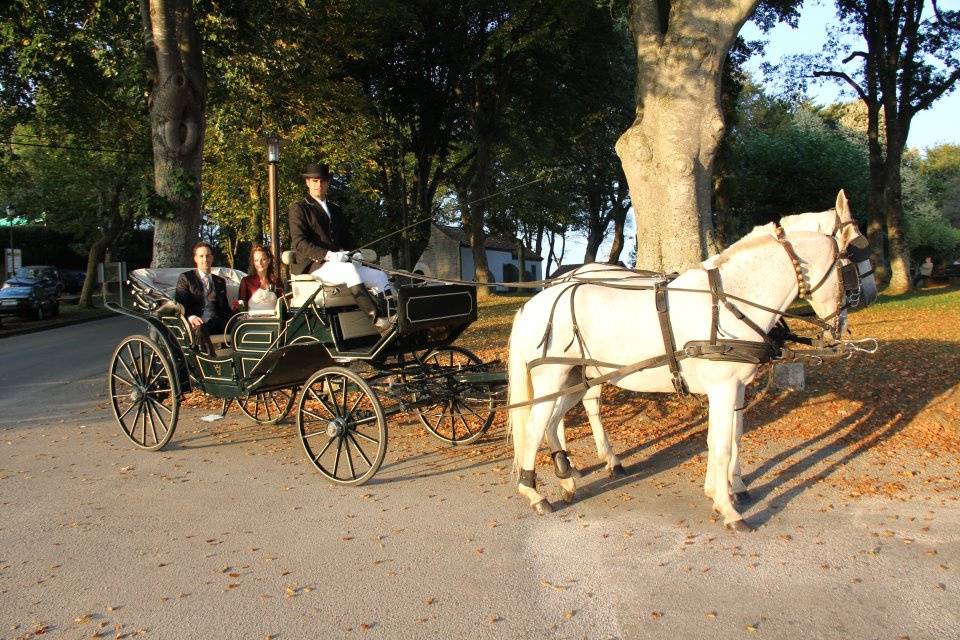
(726, 94, 870, 238)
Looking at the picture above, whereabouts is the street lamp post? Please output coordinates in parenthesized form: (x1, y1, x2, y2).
(4, 204, 14, 280)
(265, 134, 281, 275)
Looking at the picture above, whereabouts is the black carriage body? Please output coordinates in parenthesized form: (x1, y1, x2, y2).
(108, 271, 498, 484)
(112, 278, 479, 399)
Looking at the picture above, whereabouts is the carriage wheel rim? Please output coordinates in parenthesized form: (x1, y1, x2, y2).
(239, 388, 295, 425)
(298, 368, 386, 485)
(109, 335, 179, 451)
(416, 347, 494, 445)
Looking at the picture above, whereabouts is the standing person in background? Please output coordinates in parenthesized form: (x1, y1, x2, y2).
(288, 163, 392, 333)
(914, 256, 934, 288)
(235, 244, 284, 313)
(175, 241, 232, 353)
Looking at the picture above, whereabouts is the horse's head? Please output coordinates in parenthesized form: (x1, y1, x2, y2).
(779, 190, 878, 312)
(772, 228, 850, 343)
(832, 190, 878, 308)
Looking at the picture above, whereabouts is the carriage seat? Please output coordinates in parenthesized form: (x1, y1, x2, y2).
(281, 250, 365, 309)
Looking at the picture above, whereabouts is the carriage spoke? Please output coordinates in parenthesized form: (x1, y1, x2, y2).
(302, 408, 330, 423)
(308, 387, 338, 418)
(118, 349, 139, 384)
(339, 378, 349, 416)
(147, 397, 169, 433)
(348, 414, 379, 427)
(346, 433, 373, 468)
(346, 391, 365, 417)
(145, 399, 159, 444)
(150, 397, 173, 415)
(263, 399, 273, 421)
(344, 435, 356, 479)
(146, 387, 172, 396)
(116, 399, 137, 422)
(332, 437, 344, 477)
(449, 404, 457, 441)
(112, 372, 135, 388)
(311, 435, 336, 459)
(458, 412, 475, 436)
(350, 429, 380, 446)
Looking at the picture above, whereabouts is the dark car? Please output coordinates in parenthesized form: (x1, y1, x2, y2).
(59, 268, 86, 294)
(0, 265, 61, 320)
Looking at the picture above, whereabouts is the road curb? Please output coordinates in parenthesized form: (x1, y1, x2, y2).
(0, 310, 114, 340)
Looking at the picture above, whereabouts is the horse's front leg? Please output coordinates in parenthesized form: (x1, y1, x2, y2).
(729, 384, 751, 505)
(707, 382, 752, 531)
(582, 385, 625, 478)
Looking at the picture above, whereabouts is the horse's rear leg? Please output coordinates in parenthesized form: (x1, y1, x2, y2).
(707, 382, 751, 531)
(518, 399, 559, 515)
(582, 385, 625, 478)
(546, 393, 582, 504)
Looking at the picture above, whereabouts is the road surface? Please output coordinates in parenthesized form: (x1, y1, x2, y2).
(1, 319, 957, 638)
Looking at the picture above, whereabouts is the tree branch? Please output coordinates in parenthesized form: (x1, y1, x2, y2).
(812, 70, 869, 103)
(842, 51, 868, 64)
(911, 67, 960, 114)
(932, 0, 960, 29)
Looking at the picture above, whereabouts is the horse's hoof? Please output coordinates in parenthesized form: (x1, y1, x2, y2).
(608, 464, 627, 479)
(533, 499, 554, 515)
(725, 519, 754, 533)
(734, 490, 753, 504)
(560, 489, 576, 504)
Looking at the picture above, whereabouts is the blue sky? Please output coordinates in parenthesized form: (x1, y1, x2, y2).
(546, 0, 960, 270)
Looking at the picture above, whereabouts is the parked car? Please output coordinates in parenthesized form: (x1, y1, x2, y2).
(59, 268, 86, 294)
(0, 265, 62, 320)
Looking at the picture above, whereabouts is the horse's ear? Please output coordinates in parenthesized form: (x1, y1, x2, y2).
(836, 190, 850, 217)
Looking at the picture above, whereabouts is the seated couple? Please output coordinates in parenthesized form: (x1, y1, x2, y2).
(288, 162, 392, 333)
(174, 242, 282, 354)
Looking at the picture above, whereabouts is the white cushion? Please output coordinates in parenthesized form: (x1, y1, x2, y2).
(131, 266, 246, 307)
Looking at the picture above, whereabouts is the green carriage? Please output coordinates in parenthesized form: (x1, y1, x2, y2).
(106, 263, 501, 485)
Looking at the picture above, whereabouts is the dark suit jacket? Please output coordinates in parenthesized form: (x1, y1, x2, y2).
(175, 269, 231, 326)
(288, 196, 356, 274)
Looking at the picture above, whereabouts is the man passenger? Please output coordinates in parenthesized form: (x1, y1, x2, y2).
(175, 241, 232, 354)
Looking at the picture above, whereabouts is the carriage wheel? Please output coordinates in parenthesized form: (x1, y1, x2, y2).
(238, 388, 296, 425)
(416, 346, 495, 445)
(297, 367, 387, 486)
(108, 335, 179, 451)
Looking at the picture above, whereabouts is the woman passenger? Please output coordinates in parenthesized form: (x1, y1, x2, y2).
(235, 244, 284, 312)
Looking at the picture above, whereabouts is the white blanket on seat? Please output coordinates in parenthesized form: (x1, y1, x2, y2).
(130, 267, 245, 307)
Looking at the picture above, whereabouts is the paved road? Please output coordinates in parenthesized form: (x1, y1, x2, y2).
(1, 320, 958, 639)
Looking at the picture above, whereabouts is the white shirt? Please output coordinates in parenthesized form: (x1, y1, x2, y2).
(311, 196, 331, 218)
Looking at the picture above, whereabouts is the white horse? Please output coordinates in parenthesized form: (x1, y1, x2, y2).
(543, 192, 878, 504)
(508, 214, 861, 530)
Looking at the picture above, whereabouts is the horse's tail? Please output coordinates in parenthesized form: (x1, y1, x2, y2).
(507, 308, 533, 474)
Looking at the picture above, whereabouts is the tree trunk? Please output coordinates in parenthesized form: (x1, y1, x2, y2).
(617, 0, 756, 272)
(883, 145, 911, 294)
(141, 0, 206, 268)
(79, 190, 125, 308)
(457, 190, 491, 298)
(607, 199, 628, 264)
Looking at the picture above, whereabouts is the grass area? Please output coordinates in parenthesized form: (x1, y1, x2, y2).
(872, 284, 960, 311)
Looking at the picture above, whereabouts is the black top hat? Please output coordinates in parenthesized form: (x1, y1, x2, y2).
(301, 163, 331, 179)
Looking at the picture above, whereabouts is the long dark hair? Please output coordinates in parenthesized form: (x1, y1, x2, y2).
(248, 244, 279, 286)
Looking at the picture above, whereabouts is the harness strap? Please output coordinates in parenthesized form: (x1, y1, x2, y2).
(707, 268, 723, 346)
(655, 282, 688, 395)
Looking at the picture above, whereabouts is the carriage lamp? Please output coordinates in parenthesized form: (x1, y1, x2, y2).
(264, 134, 281, 273)
(266, 134, 280, 164)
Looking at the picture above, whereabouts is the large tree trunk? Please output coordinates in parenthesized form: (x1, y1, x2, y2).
(883, 142, 911, 294)
(617, 0, 756, 272)
(607, 200, 628, 264)
(457, 190, 491, 298)
(141, 0, 206, 268)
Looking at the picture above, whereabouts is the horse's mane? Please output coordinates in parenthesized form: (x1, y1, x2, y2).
(780, 208, 835, 232)
(703, 222, 778, 268)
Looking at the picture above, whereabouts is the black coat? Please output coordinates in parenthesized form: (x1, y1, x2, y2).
(288, 197, 356, 274)
(175, 269, 231, 326)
